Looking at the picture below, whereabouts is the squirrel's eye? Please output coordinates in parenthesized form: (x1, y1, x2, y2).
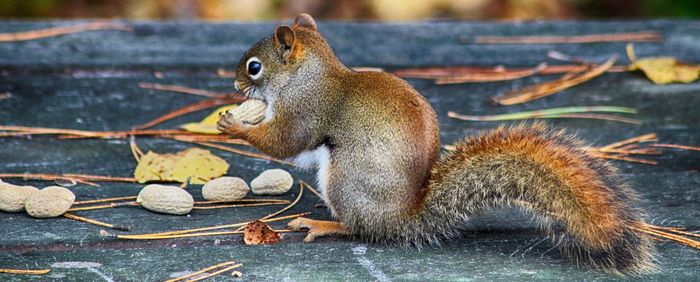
(248, 61, 261, 75)
(246, 57, 263, 79)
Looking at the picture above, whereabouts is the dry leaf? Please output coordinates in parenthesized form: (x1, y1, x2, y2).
(180, 105, 237, 134)
(629, 57, 700, 84)
(134, 148, 229, 184)
(626, 43, 700, 85)
(243, 220, 280, 245)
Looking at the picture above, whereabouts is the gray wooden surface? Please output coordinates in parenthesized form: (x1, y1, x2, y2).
(0, 20, 699, 281)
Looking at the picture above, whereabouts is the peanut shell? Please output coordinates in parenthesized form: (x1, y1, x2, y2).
(24, 186, 75, 218)
(228, 99, 266, 125)
(250, 169, 293, 195)
(137, 184, 193, 215)
(0, 180, 39, 212)
(202, 176, 249, 201)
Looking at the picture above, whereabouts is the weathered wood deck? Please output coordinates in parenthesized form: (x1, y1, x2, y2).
(0, 20, 698, 281)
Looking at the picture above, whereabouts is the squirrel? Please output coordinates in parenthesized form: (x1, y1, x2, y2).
(217, 14, 656, 275)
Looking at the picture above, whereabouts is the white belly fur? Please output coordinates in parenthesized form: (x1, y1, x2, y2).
(288, 145, 331, 201)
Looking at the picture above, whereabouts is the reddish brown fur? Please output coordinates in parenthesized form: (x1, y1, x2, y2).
(426, 124, 654, 274)
(218, 14, 655, 275)
(452, 125, 624, 248)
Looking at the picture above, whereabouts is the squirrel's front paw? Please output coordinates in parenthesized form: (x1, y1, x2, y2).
(288, 217, 351, 243)
(216, 100, 267, 136)
(216, 115, 245, 137)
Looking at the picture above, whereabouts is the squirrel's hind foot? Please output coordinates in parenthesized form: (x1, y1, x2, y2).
(288, 217, 351, 242)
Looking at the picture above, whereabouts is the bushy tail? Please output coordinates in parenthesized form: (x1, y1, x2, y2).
(420, 123, 656, 275)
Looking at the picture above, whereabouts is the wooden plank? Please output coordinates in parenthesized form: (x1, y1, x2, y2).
(0, 20, 698, 280)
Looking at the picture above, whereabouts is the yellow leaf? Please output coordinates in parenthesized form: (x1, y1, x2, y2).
(180, 105, 237, 134)
(629, 56, 700, 85)
(134, 148, 229, 184)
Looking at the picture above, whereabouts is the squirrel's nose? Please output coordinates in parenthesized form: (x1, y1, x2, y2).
(234, 80, 241, 92)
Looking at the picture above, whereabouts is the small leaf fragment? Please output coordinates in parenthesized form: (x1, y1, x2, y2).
(134, 148, 229, 184)
(180, 105, 237, 134)
(243, 220, 280, 245)
(629, 57, 700, 84)
(626, 44, 700, 85)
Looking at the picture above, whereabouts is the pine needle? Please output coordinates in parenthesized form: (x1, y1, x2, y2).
(473, 31, 662, 44)
(0, 125, 251, 146)
(0, 173, 137, 186)
(434, 63, 547, 84)
(651, 143, 700, 152)
(135, 96, 243, 130)
(194, 199, 290, 205)
(0, 268, 51, 275)
(598, 133, 658, 152)
(392, 64, 627, 79)
(491, 56, 617, 105)
(63, 213, 131, 231)
(448, 106, 638, 124)
(129, 135, 144, 162)
(164, 135, 250, 145)
(590, 153, 658, 165)
(304, 183, 323, 199)
(115, 230, 244, 240)
(138, 83, 228, 99)
(0, 125, 184, 139)
(535, 114, 640, 124)
(112, 213, 309, 239)
(636, 226, 700, 250)
(164, 261, 239, 282)
(0, 22, 131, 42)
(74, 196, 138, 205)
(189, 141, 293, 166)
(192, 202, 289, 210)
(232, 182, 306, 232)
(586, 133, 660, 165)
(67, 202, 138, 212)
(111, 229, 301, 240)
(646, 225, 700, 239)
(58, 129, 189, 139)
(181, 263, 242, 282)
(217, 68, 236, 78)
(258, 182, 305, 222)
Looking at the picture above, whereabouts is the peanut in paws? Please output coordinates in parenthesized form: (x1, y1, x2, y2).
(224, 99, 266, 125)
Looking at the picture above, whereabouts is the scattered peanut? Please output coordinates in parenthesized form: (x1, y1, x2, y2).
(202, 177, 250, 201)
(228, 99, 266, 125)
(24, 186, 75, 218)
(250, 169, 293, 195)
(136, 184, 194, 215)
(0, 180, 38, 212)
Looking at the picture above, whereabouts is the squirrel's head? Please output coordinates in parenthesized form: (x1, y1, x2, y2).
(234, 14, 338, 103)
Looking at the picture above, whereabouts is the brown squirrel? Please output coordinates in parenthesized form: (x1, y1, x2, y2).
(217, 14, 655, 275)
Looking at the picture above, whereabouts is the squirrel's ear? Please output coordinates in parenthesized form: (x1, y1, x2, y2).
(274, 25, 296, 51)
(293, 13, 317, 31)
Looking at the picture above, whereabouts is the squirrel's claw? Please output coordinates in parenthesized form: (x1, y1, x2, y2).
(287, 217, 350, 243)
